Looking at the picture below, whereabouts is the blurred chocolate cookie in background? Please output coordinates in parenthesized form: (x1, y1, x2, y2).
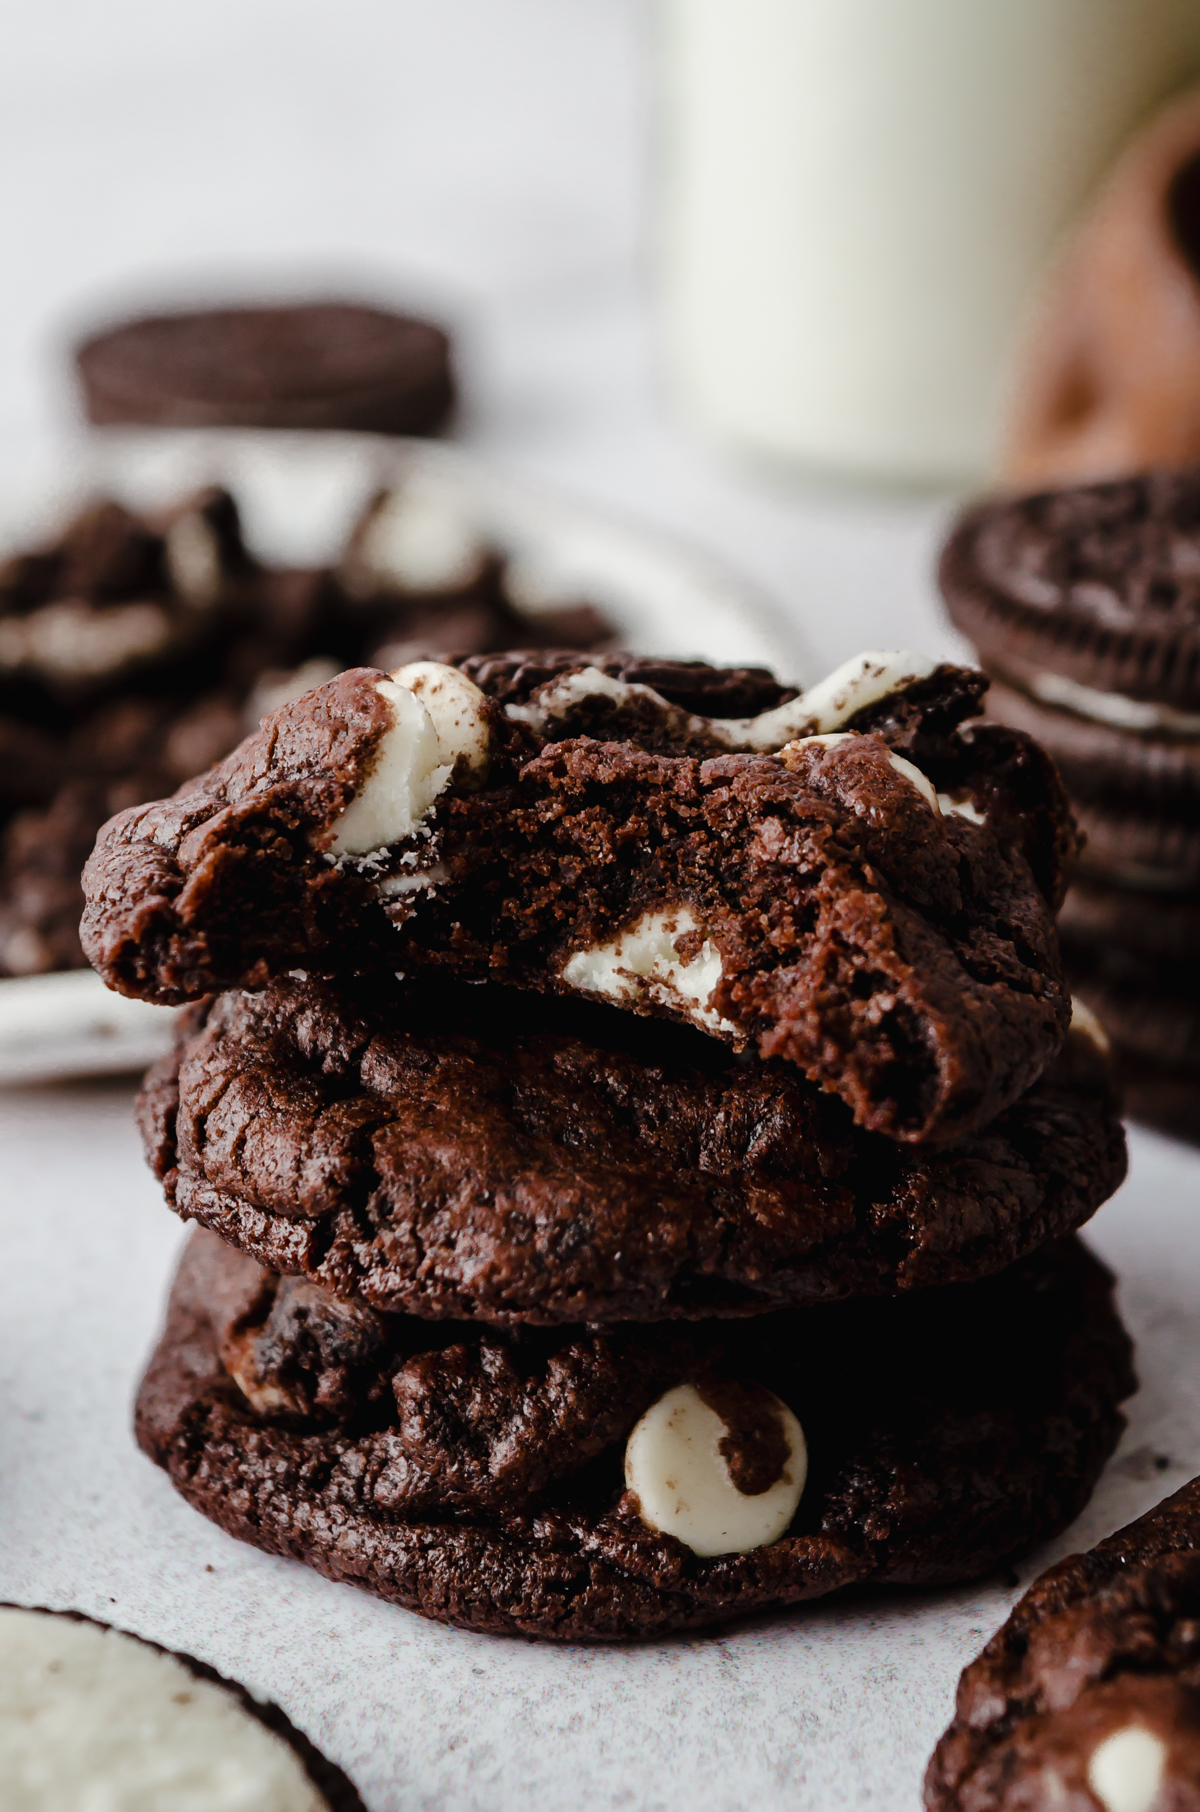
(76, 301, 455, 436)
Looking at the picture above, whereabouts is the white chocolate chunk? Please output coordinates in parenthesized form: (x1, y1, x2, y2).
(0, 1607, 329, 1810)
(504, 649, 940, 754)
(356, 481, 487, 593)
(1031, 670, 1200, 740)
(503, 665, 666, 727)
(1087, 1725, 1168, 1812)
(330, 680, 451, 858)
(165, 511, 223, 608)
(561, 907, 733, 1032)
(389, 661, 490, 777)
(708, 648, 939, 749)
(938, 792, 986, 824)
(782, 732, 942, 812)
(378, 862, 449, 898)
(1070, 996, 1112, 1055)
(625, 1383, 807, 1557)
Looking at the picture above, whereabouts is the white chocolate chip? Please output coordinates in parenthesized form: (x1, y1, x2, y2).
(1070, 996, 1112, 1055)
(330, 680, 451, 858)
(0, 1607, 329, 1810)
(561, 907, 733, 1032)
(1087, 1725, 1168, 1812)
(624, 1383, 807, 1557)
(389, 661, 490, 779)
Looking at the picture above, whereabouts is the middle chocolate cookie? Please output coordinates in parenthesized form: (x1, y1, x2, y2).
(137, 975, 1127, 1326)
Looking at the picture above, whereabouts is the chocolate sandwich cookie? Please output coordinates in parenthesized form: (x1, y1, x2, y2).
(137, 975, 1126, 1325)
(76, 302, 454, 436)
(925, 1477, 1200, 1812)
(83, 651, 1077, 1144)
(136, 1228, 1133, 1643)
(941, 472, 1200, 712)
(0, 1604, 364, 1809)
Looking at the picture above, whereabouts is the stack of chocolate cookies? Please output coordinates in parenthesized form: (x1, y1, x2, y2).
(81, 647, 1133, 1640)
(942, 472, 1200, 1140)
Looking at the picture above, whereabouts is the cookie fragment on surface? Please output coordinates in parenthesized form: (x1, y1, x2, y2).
(84, 651, 1076, 1144)
(0, 1604, 365, 1810)
(134, 1229, 1133, 1642)
(925, 1477, 1200, 1812)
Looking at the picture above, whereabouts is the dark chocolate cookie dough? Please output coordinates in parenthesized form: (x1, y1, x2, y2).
(925, 1478, 1200, 1812)
(84, 654, 1076, 1144)
(137, 975, 1126, 1325)
(76, 302, 455, 436)
(136, 1229, 1134, 1643)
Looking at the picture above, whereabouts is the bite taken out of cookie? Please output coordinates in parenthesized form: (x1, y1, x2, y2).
(82, 649, 1078, 1145)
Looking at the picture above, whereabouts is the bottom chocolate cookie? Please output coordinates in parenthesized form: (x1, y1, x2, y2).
(925, 1477, 1200, 1812)
(136, 1229, 1134, 1642)
(0, 1603, 364, 1809)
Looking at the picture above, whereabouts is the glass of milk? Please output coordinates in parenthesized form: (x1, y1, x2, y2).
(658, 0, 1200, 485)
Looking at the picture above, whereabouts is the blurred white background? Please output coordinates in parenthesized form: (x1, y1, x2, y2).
(0, 0, 956, 683)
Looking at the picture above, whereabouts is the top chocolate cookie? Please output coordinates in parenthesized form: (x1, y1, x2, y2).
(942, 470, 1200, 712)
(81, 650, 1076, 1144)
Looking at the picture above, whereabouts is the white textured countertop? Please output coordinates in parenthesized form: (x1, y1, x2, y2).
(1, 5, 1198, 1808)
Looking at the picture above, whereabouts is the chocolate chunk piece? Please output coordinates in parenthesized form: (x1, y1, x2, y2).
(83, 655, 1075, 1144)
(136, 1229, 1133, 1642)
(925, 1477, 1200, 1812)
(136, 975, 1125, 1324)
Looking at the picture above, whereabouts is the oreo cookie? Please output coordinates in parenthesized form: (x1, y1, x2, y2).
(76, 302, 455, 436)
(0, 1603, 364, 1809)
(925, 1477, 1200, 1812)
(135, 1228, 1134, 1642)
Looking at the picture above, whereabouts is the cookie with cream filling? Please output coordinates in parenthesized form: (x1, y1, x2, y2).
(83, 650, 1075, 1144)
(0, 1603, 364, 1810)
(135, 1228, 1133, 1643)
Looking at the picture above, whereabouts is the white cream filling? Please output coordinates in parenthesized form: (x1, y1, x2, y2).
(0, 599, 172, 680)
(1086, 1724, 1168, 1812)
(165, 511, 223, 608)
(1070, 996, 1112, 1055)
(1030, 670, 1200, 739)
(505, 649, 939, 752)
(624, 1383, 807, 1558)
(378, 862, 449, 899)
(355, 482, 487, 593)
(0, 1607, 329, 1811)
(560, 907, 733, 1032)
(330, 665, 489, 860)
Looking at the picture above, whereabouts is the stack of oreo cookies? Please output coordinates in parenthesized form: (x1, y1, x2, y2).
(82, 648, 1134, 1640)
(942, 472, 1200, 1140)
